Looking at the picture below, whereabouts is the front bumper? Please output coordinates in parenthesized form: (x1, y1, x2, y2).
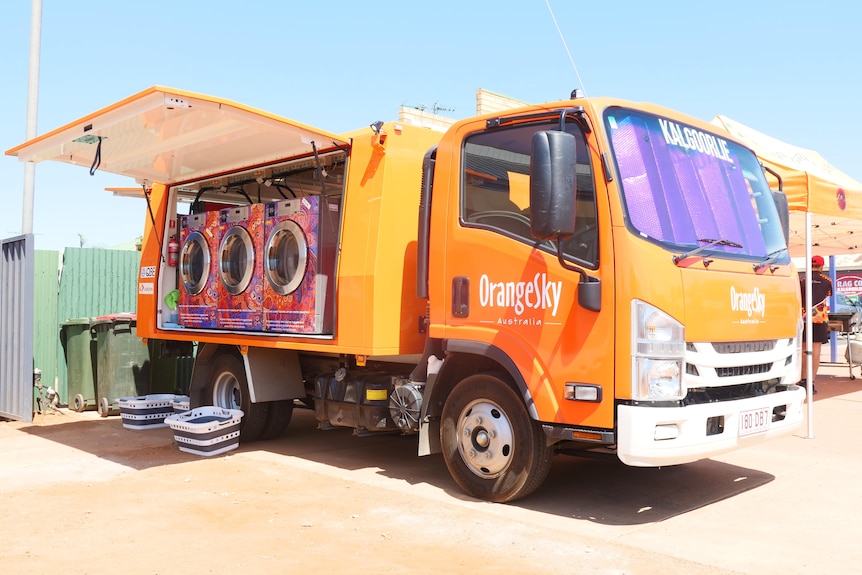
(617, 386, 805, 467)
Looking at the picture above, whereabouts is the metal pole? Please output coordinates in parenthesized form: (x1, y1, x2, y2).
(805, 211, 814, 438)
(22, 0, 43, 235)
(830, 257, 838, 363)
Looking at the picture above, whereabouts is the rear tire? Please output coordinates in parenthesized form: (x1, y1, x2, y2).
(440, 374, 553, 503)
(206, 353, 269, 443)
(260, 400, 294, 440)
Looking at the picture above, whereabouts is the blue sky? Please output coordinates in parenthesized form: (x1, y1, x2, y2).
(1, 0, 860, 251)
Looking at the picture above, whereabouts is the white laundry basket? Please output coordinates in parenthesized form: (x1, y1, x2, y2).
(165, 406, 244, 456)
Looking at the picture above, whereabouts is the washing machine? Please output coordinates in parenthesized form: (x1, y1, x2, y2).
(262, 195, 340, 334)
(217, 203, 265, 331)
(177, 210, 220, 328)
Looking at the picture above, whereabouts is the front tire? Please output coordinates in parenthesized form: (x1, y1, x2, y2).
(206, 353, 270, 443)
(440, 374, 553, 503)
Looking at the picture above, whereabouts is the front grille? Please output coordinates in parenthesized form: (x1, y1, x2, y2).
(685, 378, 783, 404)
(713, 340, 775, 354)
(715, 362, 772, 377)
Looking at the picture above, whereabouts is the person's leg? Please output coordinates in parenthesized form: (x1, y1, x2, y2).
(811, 340, 823, 379)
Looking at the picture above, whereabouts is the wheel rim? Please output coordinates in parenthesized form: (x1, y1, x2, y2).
(212, 369, 242, 410)
(455, 399, 515, 478)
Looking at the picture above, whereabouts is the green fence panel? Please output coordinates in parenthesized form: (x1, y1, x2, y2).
(33, 251, 60, 399)
(55, 248, 140, 404)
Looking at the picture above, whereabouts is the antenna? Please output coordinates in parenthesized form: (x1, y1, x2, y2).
(545, 0, 589, 100)
(403, 102, 427, 112)
(432, 102, 455, 115)
(404, 102, 454, 115)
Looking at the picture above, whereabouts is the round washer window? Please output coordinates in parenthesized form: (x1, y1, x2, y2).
(180, 232, 210, 296)
(219, 226, 254, 295)
(265, 220, 307, 295)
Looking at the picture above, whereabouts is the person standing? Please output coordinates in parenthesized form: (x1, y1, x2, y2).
(800, 255, 833, 393)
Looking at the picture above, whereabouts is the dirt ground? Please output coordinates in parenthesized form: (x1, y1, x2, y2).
(3, 372, 862, 575)
(2, 406, 740, 575)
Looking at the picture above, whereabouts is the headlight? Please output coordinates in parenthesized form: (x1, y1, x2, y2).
(635, 358, 682, 399)
(632, 300, 685, 401)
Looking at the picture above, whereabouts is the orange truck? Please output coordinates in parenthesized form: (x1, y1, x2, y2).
(7, 86, 806, 502)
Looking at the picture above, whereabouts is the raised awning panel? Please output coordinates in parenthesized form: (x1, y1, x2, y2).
(6, 86, 349, 186)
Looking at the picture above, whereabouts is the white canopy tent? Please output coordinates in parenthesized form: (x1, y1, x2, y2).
(713, 116, 862, 437)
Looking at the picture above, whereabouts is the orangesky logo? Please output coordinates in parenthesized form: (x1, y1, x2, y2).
(479, 273, 562, 316)
(730, 286, 766, 318)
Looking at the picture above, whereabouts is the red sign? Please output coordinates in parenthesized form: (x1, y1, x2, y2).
(837, 274, 862, 296)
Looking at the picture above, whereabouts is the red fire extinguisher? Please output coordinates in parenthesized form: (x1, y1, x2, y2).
(167, 235, 179, 267)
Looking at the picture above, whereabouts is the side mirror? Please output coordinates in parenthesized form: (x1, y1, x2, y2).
(530, 131, 576, 239)
(531, 130, 601, 312)
(771, 189, 790, 245)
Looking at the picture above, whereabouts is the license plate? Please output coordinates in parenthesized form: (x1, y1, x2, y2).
(739, 407, 771, 436)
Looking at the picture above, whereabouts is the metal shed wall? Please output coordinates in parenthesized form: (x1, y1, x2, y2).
(0, 235, 35, 422)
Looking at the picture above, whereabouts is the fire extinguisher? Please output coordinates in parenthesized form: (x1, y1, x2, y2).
(167, 235, 179, 267)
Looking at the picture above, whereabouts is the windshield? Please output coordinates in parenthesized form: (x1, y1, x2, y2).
(606, 107, 788, 261)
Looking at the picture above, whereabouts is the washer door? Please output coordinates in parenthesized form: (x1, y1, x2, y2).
(180, 231, 210, 296)
(219, 226, 254, 295)
(265, 220, 307, 296)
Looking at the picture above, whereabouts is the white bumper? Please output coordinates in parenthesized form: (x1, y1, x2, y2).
(617, 387, 806, 467)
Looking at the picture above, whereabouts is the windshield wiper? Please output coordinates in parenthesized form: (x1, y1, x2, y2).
(753, 248, 787, 272)
(672, 238, 743, 266)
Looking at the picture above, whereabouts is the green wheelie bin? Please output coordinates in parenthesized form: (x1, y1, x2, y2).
(60, 317, 96, 412)
(148, 339, 195, 396)
(90, 314, 152, 417)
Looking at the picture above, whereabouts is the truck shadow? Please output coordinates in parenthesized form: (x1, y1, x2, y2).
(14, 407, 774, 526)
(526, 455, 772, 525)
(259, 408, 775, 526)
(14, 414, 195, 470)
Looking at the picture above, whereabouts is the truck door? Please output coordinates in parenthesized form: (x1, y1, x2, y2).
(439, 116, 616, 430)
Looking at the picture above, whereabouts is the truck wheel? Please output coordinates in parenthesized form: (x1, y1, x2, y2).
(260, 400, 293, 440)
(440, 374, 553, 503)
(208, 354, 270, 443)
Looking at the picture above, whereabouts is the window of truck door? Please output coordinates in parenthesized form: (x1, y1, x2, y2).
(460, 120, 599, 268)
